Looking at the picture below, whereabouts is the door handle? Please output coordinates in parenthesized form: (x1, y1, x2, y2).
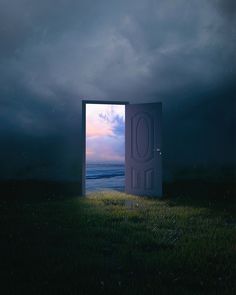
(153, 148, 162, 155)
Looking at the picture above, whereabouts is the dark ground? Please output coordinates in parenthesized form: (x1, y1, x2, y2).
(0, 180, 235, 295)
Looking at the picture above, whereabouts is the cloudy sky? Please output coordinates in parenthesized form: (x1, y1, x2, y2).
(0, 0, 235, 180)
(86, 104, 125, 163)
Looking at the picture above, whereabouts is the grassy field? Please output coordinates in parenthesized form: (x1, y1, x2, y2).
(0, 189, 235, 294)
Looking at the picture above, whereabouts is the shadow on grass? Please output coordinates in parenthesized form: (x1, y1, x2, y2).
(163, 180, 236, 215)
(0, 180, 82, 202)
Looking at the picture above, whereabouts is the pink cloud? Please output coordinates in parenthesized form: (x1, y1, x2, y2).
(86, 123, 112, 138)
(86, 104, 125, 163)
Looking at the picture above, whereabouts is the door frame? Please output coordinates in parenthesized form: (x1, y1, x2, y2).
(82, 100, 129, 195)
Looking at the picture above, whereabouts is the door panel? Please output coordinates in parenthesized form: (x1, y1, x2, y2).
(125, 103, 162, 197)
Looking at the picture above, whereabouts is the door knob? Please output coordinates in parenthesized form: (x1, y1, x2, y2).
(153, 148, 161, 154)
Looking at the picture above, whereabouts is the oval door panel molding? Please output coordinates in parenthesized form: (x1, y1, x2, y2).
(136, 117, 149, 158)
(131, 112, 154, 162)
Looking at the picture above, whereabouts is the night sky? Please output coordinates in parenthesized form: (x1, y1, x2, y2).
(0, 0, 235, 182)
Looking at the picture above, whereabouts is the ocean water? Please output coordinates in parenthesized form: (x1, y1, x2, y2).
(86, 163, 125, 192)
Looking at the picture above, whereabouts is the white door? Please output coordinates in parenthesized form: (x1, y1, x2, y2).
(125, 103, 162, 197)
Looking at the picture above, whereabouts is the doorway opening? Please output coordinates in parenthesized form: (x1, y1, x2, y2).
(82, 101, 162, 197)
(82, 101, 128, 195)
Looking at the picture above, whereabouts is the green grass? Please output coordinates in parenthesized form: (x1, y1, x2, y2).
(0, 191, 235, 294)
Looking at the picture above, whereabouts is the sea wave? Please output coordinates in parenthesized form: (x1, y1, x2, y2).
(86, 163, 125, 191)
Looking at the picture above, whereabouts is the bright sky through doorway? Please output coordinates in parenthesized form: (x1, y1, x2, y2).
(86, 104, 125, 163)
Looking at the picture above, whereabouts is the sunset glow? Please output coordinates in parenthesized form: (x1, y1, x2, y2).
(86, 104, 125, 163)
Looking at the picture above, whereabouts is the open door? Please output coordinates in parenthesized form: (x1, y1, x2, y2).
(125, 103, 162, 197)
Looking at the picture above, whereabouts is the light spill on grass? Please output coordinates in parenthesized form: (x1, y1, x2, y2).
(0, 190, 235, 294)
(78, 191, 235, 293)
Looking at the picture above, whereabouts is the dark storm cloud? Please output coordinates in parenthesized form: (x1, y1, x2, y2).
(213, 0, 236, 20)
(0, 0, 235, 179)
(1, 0, 235, 111)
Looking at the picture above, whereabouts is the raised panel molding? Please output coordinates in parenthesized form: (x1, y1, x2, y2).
(136, 117, 149, 158)
(131, 168, 140, 189)
(131, 112, 154, 163)
(144, 169, 154, 190)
